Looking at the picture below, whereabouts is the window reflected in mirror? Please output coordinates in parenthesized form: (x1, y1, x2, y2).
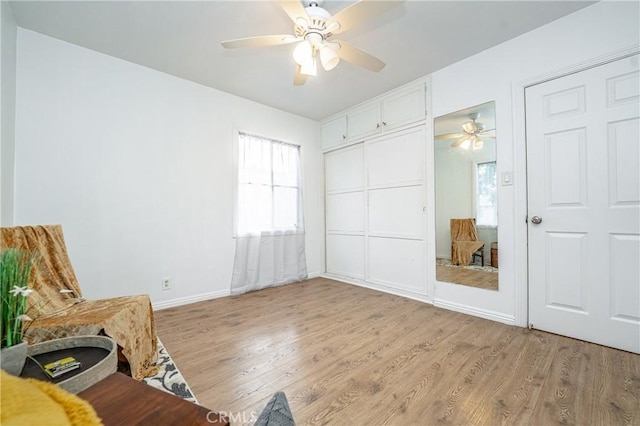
(434, 101, 498, 291)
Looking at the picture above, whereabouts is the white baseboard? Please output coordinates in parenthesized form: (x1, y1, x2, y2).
(153, 274, 320, 311)
(434, 299, 516, 326)
(321, 273, 433, 305)
(153, 289, 230, 311)
(321, 273, 516, 326)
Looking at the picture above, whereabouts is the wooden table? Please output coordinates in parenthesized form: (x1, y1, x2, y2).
(79, 373, 229, 425)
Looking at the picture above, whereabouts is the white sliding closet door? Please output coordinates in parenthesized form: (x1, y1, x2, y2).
(325, 144, 365, 279)
(366, 127, 426, 293)
(324, 126, 427, 296)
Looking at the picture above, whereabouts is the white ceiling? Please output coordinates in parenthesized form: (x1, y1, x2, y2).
(9, 0, 596, 121)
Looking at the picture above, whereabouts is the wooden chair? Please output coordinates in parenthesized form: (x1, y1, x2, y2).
(450, 218, 485, 266)
(0, 225, 158, 380)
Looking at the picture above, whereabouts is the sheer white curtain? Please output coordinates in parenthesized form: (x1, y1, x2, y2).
(231, 133, 307, 295)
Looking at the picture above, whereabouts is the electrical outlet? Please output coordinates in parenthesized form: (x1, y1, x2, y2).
(161, 277, 171, 291)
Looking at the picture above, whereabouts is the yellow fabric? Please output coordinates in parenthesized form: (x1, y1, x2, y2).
(450, 218, 484, 266)
(0, 370, 103, 425)
(0, 225, 158, 380)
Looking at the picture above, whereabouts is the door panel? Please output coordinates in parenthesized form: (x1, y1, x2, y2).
(348, 103, 381, 141)
(325, 144, 363, 192)
(368, 186, 423, 239)
(367, 128, 424, 187)
(326, 234, 364, 279)
(545, 232, 588, 312)
(368, 237, 424, 293)
(608, 118, 639, 205)
(609, 234, 640, 322)
(545, 128, 587, 207)
(381, 83, 425, 131)
(607, 70, 640, 106)
(326, 192, 364, 233)
(526, 55, 640, 353)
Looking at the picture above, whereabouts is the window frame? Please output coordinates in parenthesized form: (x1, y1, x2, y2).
(473, 160, 498, 228)
(233, 130, 303, 237)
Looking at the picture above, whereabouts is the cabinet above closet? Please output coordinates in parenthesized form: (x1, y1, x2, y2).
(320, 80, 427, 152)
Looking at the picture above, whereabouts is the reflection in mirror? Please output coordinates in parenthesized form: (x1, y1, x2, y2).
(434, 101, 498, 291)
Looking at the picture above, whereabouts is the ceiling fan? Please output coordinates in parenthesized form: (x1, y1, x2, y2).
(220, 0, 401, 86)
(435, 114, 495, 150)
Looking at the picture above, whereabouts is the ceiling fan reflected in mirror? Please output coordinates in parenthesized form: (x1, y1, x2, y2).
(220, 0, 402, 86)
(435, 113, 495, 150)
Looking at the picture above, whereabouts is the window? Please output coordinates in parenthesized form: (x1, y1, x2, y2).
(475, 161, 497, 227)
(236, 132, 303, 235)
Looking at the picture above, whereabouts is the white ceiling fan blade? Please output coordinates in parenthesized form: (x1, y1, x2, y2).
(293, 64, 307, 86)
(275, 0, 308, 24)
(221, 35, 299, 49)
(327, 0, 402, 35)
(333, 40, 385, 72)
(435, 132, 464, 140)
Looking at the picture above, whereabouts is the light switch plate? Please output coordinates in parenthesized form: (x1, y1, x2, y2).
(502, 171, 513, 186)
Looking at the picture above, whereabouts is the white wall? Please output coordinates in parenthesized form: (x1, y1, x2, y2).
(431, 0, 639, 323)
(1, 1, 17, 226)
(13, 29, 323, 306)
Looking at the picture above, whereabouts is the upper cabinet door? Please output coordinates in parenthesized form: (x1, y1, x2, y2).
(321, 115, 347, 151)
(381, 83, 426, 131)
(348, 102, 381, 141)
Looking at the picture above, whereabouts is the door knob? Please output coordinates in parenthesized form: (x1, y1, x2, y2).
(531, 216, 543, 224)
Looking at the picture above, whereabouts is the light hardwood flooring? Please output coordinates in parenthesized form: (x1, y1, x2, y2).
(154, 278, 639, 425)
(436, 265, 498, 291)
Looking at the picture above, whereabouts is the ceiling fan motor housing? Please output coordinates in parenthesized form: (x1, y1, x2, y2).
(295, 4, 334, 43)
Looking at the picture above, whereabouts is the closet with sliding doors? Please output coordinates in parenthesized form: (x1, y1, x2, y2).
(322, 79, 430, 300)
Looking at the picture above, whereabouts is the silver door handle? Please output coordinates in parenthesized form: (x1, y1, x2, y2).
(531, 216, 542, 224)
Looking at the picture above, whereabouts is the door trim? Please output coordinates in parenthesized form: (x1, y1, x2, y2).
(511, 44, 640, 328)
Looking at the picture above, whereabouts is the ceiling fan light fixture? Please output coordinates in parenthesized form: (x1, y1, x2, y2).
(472, 136, 484, 150)
(293, 40, 313, 66)
(319, 45, 340, 71)
(300, 55, 317, 76)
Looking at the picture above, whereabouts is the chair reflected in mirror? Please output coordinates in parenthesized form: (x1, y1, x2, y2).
(450, 218, 484, 266)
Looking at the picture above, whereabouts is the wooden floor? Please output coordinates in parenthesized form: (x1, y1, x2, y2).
(436, 265, 498, 290)
(155, 278, 639, 426)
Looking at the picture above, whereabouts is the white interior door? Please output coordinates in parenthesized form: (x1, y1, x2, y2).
(526, 54, 640, 353)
